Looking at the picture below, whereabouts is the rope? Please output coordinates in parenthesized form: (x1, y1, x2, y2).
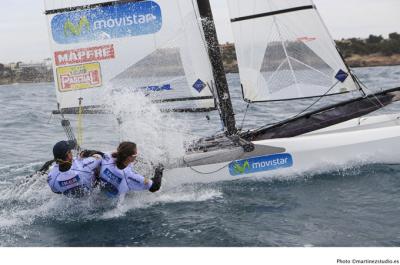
(183, 149, 246, 175)
(239, 103, 250, 131)
(353, 73, 386, 108)
(77, 98, 84, 151)
(62, 119, 76, 144)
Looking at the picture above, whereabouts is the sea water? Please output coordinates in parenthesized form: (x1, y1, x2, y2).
(0, 66, 400, 246)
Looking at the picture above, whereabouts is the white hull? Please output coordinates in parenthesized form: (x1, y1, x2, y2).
(165, 113, 400, 185)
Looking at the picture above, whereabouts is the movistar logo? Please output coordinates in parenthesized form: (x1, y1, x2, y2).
(233, 160, 250, 174)
(229, 153, 294, 176)
(64, 16, 90, 37)
(51, 1, 162, 44)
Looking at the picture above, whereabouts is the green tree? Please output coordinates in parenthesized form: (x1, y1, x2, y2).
(366, 34, 383, 44)
(389, 32, 400, 41)
(381, 39, 400, 56)
(348, 38, 368, 55)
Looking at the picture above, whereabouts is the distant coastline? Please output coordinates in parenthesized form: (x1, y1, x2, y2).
(0, 60, 53, 85)
(220, 33, 400, 73)
(344, 54, 400, 68)
(1, 33, 399, 84)
(221, 53, 400, 74)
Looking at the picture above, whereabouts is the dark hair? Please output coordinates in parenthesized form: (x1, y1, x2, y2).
(112, 142, 137, 169)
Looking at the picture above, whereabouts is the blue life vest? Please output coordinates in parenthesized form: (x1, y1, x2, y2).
(47, 157, 101, 197)
(99, 153, 153, 196)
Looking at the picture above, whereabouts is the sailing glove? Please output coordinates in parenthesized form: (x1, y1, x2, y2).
(149, 164, 164, 193)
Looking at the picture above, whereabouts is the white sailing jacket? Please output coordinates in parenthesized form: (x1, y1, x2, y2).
(47, 157, 101, 196)
(99, 153, 153, 196)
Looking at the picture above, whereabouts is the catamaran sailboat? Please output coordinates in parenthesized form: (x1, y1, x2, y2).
(44, 0, 400, 183)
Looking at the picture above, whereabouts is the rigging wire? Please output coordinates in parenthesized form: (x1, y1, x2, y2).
(239, 103, 250, 131)
(353, 73, 386, 108)
(253, 80, 341, 129)
(47, 112, 54, 124)
(350, 72, 395, 125)
(77, 97, 84, 151)
(291, 80, 339, 119)
(191, 0, 208, 48)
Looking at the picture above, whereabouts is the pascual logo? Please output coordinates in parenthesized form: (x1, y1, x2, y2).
(229, 153, 293, 176)
(56, 63, 102, 92)
(63, 16, 90, 36)
(51, 1, 162, 44)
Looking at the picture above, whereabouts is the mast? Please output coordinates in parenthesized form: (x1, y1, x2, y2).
(196, 0, 237, 135)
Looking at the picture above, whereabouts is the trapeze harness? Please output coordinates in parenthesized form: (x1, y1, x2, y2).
(99, 153, 153, 197)
(47, 157, 101, 197)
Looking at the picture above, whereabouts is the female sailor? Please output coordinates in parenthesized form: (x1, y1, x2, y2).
(47, 140, 102, 197)
(99, 142, 163, 197)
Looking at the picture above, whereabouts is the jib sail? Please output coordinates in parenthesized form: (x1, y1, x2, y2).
(227, 0, 358, 102)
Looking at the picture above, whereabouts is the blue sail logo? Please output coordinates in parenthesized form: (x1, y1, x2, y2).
(229, 153, 293, 176)
(51, 1, 162, 44)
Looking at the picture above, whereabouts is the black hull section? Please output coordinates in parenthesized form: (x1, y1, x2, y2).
(243, 87, 400, 141)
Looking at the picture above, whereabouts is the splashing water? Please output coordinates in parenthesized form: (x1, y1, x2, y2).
(0, 82, 211, 239)
(2, 67, 400, 246)
(106, 86, 194, 170)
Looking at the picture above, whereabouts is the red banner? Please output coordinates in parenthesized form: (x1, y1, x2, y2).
(54, 45, 115, 66)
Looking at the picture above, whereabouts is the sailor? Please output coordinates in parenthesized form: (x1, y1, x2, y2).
(47, 140, 102, 197)
(99, 142, 163, 197)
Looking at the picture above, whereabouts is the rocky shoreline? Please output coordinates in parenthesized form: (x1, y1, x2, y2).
(2, 37, 400, 85)
(221, 55, 400, 74)
(344, 54, 400, 68)
(1, 56, 398, 85)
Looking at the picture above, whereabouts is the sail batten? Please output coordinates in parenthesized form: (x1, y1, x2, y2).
(231, 5, 314, 22)
(227, 0, 358, 102)
(45, 0, 125, 15)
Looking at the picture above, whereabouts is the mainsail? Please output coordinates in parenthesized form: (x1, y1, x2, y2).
(227, 0, 359, 102)
(45, 0, 217, 112)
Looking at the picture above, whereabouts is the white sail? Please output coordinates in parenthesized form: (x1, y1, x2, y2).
(44, 0, 216, 111)
(227, 0, 358, 102)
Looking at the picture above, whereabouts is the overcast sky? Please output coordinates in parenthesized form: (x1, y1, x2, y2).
(0, 0, 399, 63)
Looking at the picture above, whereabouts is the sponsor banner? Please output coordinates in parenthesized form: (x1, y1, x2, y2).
(102, 168, 122, 186)
(55, 44, 115, 66)
(143, 84, 172, 91)
(58, 175, 80, 187)
(51, 1, 162, 44)
(56, 63, 102, 92)
(297, 36, 316, 42)
(229, 153, 293, 176)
